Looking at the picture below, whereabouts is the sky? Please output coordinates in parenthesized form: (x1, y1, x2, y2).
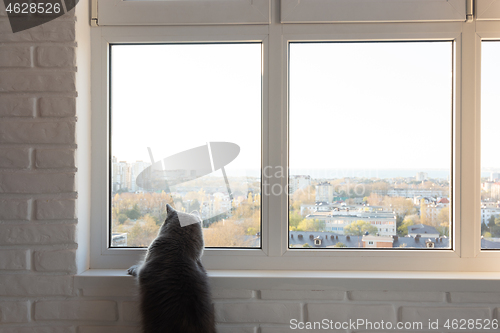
(110, 41, 483, 178)
(481, 41, 500, 171)
(111, 44, 262, 174)
(289, 41, 453, 171)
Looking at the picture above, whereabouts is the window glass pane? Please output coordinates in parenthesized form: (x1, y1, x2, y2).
(289, 41, 452, 249)
(110, 44, 261, 248)
(481, 41, 500, 250)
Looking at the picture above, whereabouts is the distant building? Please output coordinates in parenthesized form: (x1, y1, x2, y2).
(129, 160, 149, 192)
(316, 182, 335, 203)
(306, 210, 397, 236)
(482, 181, 494, 192)
(413, 196, 437, 205)
(111, 232, 128, 247)
(481, 206, 500, 224)
(374, 188, 445, 199)
(416, 172, 428, 181)
(288, 231, 450, 249)
(490, 172, 500, 182)
(362, 234, 393, 248)
(113, 159, 130, 191)
(491, 183, 500, 200)
(407, 224, 440, 238)
(289, 175, 311, 195)
(111, 158, 151, 192)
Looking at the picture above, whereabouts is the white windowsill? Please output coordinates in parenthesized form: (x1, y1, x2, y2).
(75, 269, 500, 293)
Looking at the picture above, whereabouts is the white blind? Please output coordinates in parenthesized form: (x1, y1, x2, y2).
(281, 0, 466, 23)
(96, 0, 271, 26)
(477, 0, 500, 20)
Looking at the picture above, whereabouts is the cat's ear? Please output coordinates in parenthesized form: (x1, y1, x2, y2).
(166, 204, 176, 215)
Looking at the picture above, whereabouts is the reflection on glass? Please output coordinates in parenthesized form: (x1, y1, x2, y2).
(289, 42, 452, 249)
(481, 41, 500, 250)
(110, 44, 262, 248)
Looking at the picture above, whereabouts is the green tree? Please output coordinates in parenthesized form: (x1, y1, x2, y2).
(481, 221, 489, 234)
(398, 217, 415, 236)
(118, 214, 128, 224)
(343, 220, 378, 236)
(190, 199, 201, 212)
(333, 242, 347, 248)
(302, 243, 311, 248)
(488, 215, 496, 228)
(126, 204, 141, 220)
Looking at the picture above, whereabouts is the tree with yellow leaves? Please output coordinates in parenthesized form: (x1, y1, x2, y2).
(127, 214, 160, 247)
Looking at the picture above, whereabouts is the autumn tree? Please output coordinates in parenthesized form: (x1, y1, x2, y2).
(293, 185, 316, 205)
(343, 220, 378, 236)
(419, 200, 428, 225)
(289, 211, 304, 230)
(203, 219, 254, 247)
(366, 193, 383, 206)
(296, 219, 325, 232)
(127, 215, 160, 247)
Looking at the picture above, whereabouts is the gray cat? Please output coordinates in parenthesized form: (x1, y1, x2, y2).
(128, 204, 216, 333)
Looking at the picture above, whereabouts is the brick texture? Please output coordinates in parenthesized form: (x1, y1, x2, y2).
(36, 149, 75, 168)
(0, 46, 31, 68)
(35, 301, 117, 321)
(36, 199, 76, 220)
(215, 302, 301, 324)
(0, 275, 73, 296)
(0, 20, 75, 43)
(307, 304, 396, 325)
(0, 148, 30, 168)
(0, 72, 75, 92)
(0, 172, 75, 193)
(212, 289, 254, 299)
(401, 306, 491, 329)
(39, 97, 76, 117)
(0, 121, 75, 144)
(0, 97, 35, 117)
(34, 250, 76, 272)
(0, 224, 75, 245)
(36, 46, 75, 67)
(261, 289, 344, 300)
(0, 199, 29, 220)
(0, 301, 29, 323)
(0, 250, 28, 270)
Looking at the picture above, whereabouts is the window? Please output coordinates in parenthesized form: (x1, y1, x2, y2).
(90, 1, 500, 271)
(481, 41, 500, 250)
(289, 41, 452, 250)
(109, 43, 262, 248)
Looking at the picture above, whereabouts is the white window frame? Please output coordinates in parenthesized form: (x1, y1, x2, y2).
(90, 0, 500, 272)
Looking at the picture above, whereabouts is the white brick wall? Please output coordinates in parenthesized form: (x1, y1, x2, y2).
(0, 1, 79, 330)
(0, 3, 498, 333)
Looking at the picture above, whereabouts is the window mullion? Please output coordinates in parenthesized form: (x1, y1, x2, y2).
(266, 1, 288, 258)
(459, 22, 481, 258)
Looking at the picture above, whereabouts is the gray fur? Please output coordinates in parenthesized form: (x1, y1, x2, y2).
(128, 204, 216, 333)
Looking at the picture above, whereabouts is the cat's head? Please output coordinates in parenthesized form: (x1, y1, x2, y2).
(162, 204, 205, 257)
